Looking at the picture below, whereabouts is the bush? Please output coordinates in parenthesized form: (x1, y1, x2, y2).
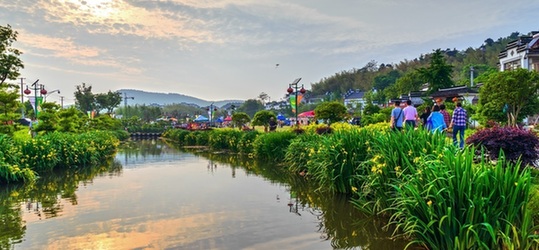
(466, 126, 539, 167)
(208, 129, 244, 152)
(252, 131, 296, 160)
(237, 130, 259, 155)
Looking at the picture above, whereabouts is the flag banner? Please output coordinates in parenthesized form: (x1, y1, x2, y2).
(289, 94, 297, 113)
(28, 96, 36, 112)
(36, 97, 43, 115)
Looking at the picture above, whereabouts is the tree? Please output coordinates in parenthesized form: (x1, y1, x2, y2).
(373, 70, 401, 91)
(477, 69, 539, 126)
(237, 99, 264, 118)
(0, 25, 24, 85)
(417, 49, 454, 94)
(56, 106, 86, 133)
(35, 102, 60, 133)
(95, 91, 121, 114)
(314, 101, 348, 124)
(231, 112, 250, 130)
(74, 83, 95, 113)
(0, 83, 22, 135)
(251, 110, 276, 131)
(393, 71, 424, 96)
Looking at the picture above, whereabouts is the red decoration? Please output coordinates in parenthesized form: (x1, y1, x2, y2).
(24, 88, 31, 95)
(287, 87, 293, 94)
(40, 89, 47, 95)
(300, 87, 306, 94)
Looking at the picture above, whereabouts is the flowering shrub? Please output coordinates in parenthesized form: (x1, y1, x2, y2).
(466, 126, 539, 167)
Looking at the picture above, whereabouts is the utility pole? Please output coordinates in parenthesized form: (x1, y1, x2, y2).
(123, 92, 134, 118)
(60, 96, 64, 109)
(470, 66, 474, 87)
(19, 77, 25, 116)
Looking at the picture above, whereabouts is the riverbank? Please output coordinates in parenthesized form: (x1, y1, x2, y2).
(162, 123, 539, 249)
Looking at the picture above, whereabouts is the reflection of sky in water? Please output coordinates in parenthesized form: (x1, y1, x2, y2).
(16, 141, 332, 250)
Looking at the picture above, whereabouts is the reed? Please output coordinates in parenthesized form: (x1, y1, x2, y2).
(388, 149, 538, 249)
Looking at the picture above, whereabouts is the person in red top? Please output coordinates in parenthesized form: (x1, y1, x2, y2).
(439, 104, 451, 128)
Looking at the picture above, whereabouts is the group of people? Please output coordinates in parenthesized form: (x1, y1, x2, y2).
(390, 100, 467, 148)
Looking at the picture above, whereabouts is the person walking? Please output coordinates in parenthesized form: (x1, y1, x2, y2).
(390, 101, 404, 131)
(449, 102, 467, 149)
(419, 106, 431, 128)
(427, 105, 447, 133)
(439, 104, 451, 129)
(403, 100, 418, 129)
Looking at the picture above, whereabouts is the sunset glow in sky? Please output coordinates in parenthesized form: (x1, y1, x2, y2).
(1, 0, 538, 104)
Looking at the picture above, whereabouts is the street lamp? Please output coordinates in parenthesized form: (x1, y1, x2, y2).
(44, 89, 60, 102)
(123, 92, 134, 118)
(206, 103, 217, 127)
(286, 78, 305, 126)
(23, 79, 47, 118)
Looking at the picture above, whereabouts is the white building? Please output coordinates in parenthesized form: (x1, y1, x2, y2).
(499, 31, 539, 72)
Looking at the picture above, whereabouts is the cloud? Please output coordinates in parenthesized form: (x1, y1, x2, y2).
(32, 0, 219, 45)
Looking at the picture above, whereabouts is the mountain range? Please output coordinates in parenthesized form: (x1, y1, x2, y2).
(116, 89, 244, 108)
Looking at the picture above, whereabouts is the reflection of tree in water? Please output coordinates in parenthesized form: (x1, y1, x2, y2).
(119, 139, 188, 167)
(119, 139, 169, 157)
(0, 158, 122, 249)
(183, 150, 408, 249)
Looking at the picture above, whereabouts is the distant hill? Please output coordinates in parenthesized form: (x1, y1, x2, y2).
(117, 89, 243, 108)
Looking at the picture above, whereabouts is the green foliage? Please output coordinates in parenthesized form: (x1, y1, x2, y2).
(207, 129, 244, 152)
(88, 114, 123, 131)
(74, 82, 95, 112)
(290, 129, 372, 193)
(231, 112, 250, 129)
(237, 99, 264, 118)
(389, 149, 537, 250)
(314, 101, 348, 124)
(0, 24, 24, 85)
(477, 69, 539, 126)
(0, 83, 22, 135)
(117, 104, 162, 121)
(0, 134, 34, 183)
(352, 128, 452, 214)
(95, 90, 121, 114)
(237, 130, 258, 155)
(417, 49, 454, 94)
(34, 102, 60, 134)
(252, 131, 296, 161)
(56, 106, 87, 133)
(363, 102, 381, 115)
(251, 110, 275, 129)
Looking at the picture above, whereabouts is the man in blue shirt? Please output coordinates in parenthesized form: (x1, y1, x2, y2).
(390, 101, 404, 131)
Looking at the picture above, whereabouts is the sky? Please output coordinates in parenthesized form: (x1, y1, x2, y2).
(1, 0, 538, 105)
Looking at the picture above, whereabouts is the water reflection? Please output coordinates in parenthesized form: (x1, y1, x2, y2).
(0, 140, 408, 250)
(118, 139, 190, 168)
(0, 158, 122, 249)
(184, 150, 408, 249)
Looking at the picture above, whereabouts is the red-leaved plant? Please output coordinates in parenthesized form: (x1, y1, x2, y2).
(466, 126, 539, 167)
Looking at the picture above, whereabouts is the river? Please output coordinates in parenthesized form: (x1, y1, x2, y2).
(1, 139, 407, 250)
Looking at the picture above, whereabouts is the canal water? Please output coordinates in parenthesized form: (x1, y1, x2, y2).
(1, 139, 408, 250)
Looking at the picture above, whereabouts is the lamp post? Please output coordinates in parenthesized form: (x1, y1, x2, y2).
(206, 103, 217, 127)
(123, 92, 134, 118)
(44, 89, 60, 102)
(286, 78, 305, 126)
(23, 79, 47, 118)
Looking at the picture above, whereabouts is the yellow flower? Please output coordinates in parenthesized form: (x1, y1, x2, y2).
(408, 150, 413, 156)
(427, 200, 433, 206)
(351, 186, 358, 192)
